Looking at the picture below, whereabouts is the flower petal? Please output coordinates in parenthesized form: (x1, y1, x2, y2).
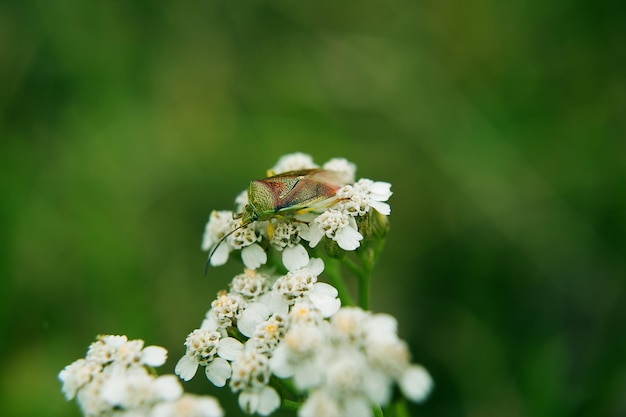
(205, 357, 232, 387)
(209, 244, 230, 266)
(282, 244, 309, 271)
(399, 365, 433, 402)
(217, 337, 244, 361)
(141, 346, 168, 367)
(174, 355, 199, 381)
(241, 243, 267, 269)
(257, 386, 281, 416)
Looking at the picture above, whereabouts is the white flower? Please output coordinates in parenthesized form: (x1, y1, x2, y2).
(150, 394, 224, 417)
(101, 369, 182, 409)
(59, 335, 221, 417)
(303, 209, 363, 250)
(201, 211, 238, 265)
(202, 211, 267, 269)
(399, 365, 433, 403)
(237, 302, 271, 337)
(337, 179, 392, 216)
(238, 386, 281, 416)
(269, 313, 328, 388)
(299, 390, 341, 417)
(248, 314, 288, 356)
(270, 259, 338, 316)
(323, 158, 357, 184)
(142, 346, 168, 367)
(241, 244, 267, 269)
(58, 359, 102, 400)
(271, 152, 318, 174)
(230, 350, 281, 416)
(175, 329, 243, 385)
(269, 220, 309, 271)
(307, 282, 340, 318)
(230, 269, 270, 299)
(210, 291, 246, 328)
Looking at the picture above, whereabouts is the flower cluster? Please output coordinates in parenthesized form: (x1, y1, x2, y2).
(58, 335, 223, 417)
(175, 260, 432, 416)
(202, 153, 392, 272)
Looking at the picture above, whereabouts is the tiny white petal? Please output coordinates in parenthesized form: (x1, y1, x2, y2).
(306, 258, 325, 276)
(206, 357, 232, 387)
(210, 244, 230, 266)
(308, 292, 341, 318)
(241, 243, 267, 269)
(141, 346, 168, 367)
(268, 345, 292, 378)
(256, 386, 281, 416)
(301, 222, 323, 247)
(370, 200, 391, 215)
(238, 391, 260, 414)
(217, 337, 244, 361)
(344, 397, 373, 417)
(399, 365, 433, 402)
(282, 244, 309, 271)
(175, 355, 199, 381)
(201, 312, 219, 331)
(153, 375, 183, 401)
(370, 181, 392, 197)
(266, 292, 290, 316)
(293, 360, 323, 389)
(335, 225, 363, 250)
(238, 303, 270, 337)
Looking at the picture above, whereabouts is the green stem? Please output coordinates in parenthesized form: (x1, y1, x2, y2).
(391, 398, 411, 417)
(324, 257, 354, 306)
(373, 404, 385, 417)
(281, 399, 301, 411)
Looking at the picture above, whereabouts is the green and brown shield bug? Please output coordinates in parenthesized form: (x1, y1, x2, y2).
(206, 168, 350, 270)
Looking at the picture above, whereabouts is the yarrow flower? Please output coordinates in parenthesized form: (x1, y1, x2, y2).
(202, 153, 392, 272)
(175, 259, 431, 416)
(58, 335, 223, 417)
(59, 153, 433, 417)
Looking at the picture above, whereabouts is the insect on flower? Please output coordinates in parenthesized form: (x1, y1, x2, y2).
(206, 169, 350, 270)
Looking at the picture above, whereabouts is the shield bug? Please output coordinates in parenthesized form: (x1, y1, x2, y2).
(206, 168, 349, 270)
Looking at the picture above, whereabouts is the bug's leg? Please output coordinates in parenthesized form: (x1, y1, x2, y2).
(266, 220, 274, 240)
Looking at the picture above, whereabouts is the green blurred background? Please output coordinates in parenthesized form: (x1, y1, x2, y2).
(1, 0, 625, 416)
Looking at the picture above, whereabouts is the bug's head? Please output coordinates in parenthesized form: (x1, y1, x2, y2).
(241, 203, 258, 225)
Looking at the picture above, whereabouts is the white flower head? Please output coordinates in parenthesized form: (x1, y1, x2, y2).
(59, 335, 220, 417)
(211, 291, 246, 328)
(230, 269, 271, 299)
(175, 328, 243, 386)
(303, 209, 363, 250)
(248, 314, 288, 356)
(202, 211, 267, 269)
(271, 152, 318, 174)
(230, 350, 281, 416)
(337, 179, 393, 216)
(269, 220, 310, 271)
(58, 358, 102, 400)
(399, 365, 433, 403)
(150, 394, 224, 417)
(323, 158, 357, 184)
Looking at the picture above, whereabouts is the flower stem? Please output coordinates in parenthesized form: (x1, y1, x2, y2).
(390, 398, 411, 417)
(281, 399, 301, 411)
(373, 404, 385, 417)
(324, 257, 354, 306)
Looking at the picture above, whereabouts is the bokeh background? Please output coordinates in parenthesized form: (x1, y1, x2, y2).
(1, 1, 625, 416)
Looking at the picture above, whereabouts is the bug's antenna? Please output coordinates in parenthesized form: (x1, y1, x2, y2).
(204, 221, 250, 275)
